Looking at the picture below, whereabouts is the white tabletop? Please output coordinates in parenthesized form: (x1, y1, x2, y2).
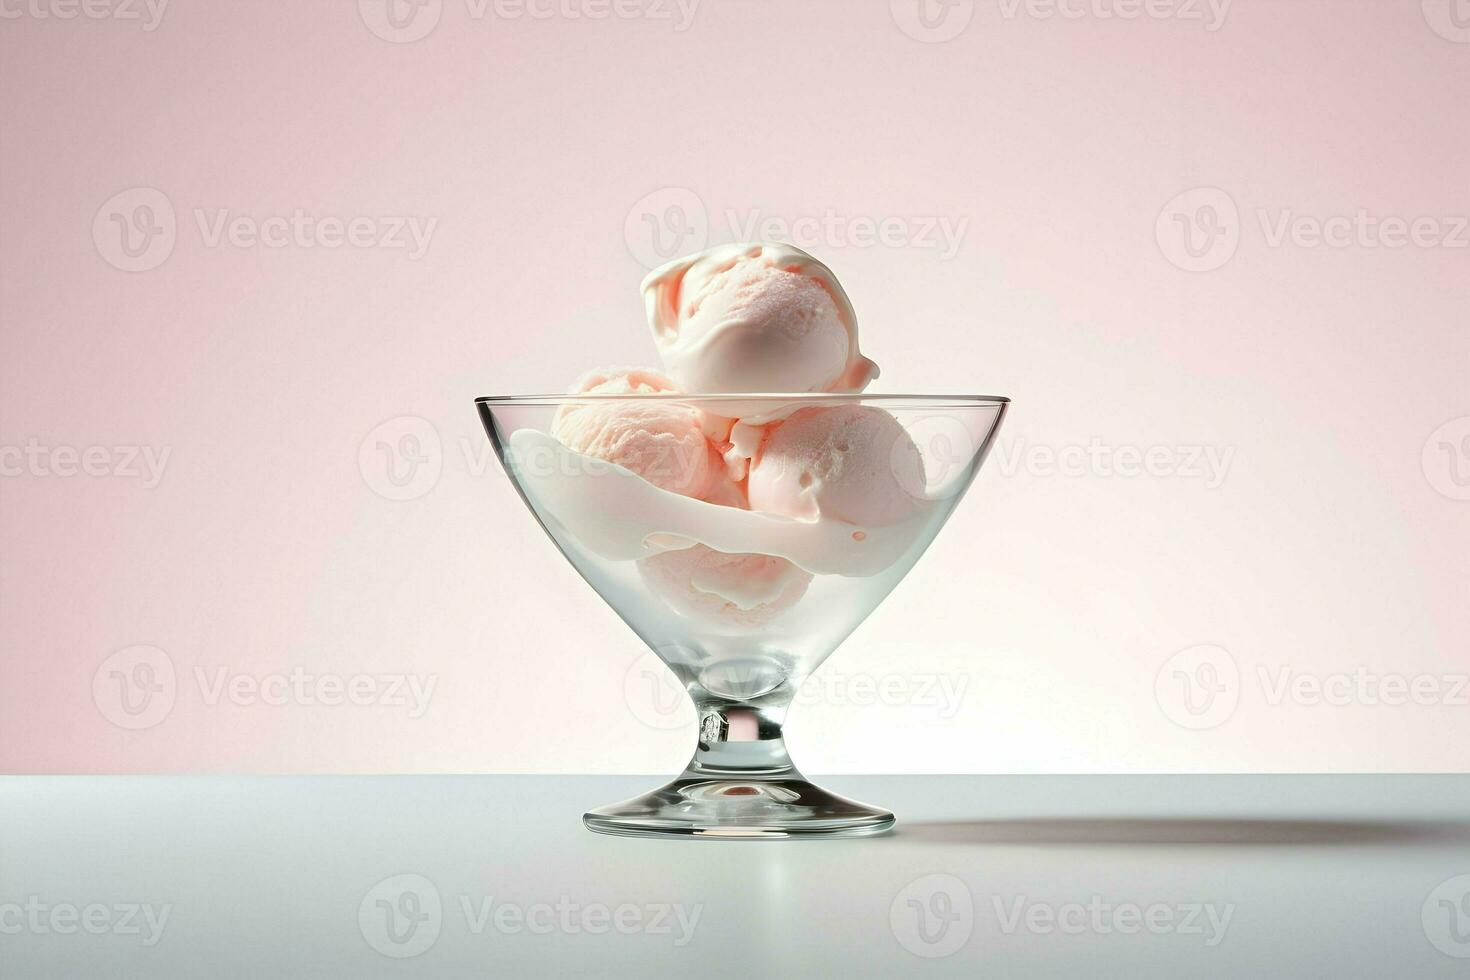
(2, 775, 1469, 978)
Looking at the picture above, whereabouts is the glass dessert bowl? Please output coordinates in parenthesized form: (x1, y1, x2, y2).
(478, 392, 1008, 838)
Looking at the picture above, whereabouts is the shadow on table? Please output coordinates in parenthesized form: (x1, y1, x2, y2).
(893, 817, 1470, 847)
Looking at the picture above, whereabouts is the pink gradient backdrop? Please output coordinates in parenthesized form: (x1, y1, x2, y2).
(1, 0, 1465, 773)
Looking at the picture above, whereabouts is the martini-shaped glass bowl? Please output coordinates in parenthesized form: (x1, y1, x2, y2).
(477, 393, 1008, 838)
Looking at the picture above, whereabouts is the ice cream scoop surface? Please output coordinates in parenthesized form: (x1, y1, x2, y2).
(564, 366, 677, 396)
(551, 367, 732, 501)
(638, 544, 813, 630)
(747, 405, 929, 527)
(642, 243, 878, 395)
(507, 429, 930, 577)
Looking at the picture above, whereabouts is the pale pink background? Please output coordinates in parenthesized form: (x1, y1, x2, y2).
(1, 0, 1465, 773)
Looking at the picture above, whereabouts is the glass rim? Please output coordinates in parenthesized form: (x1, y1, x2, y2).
(475, 392, 1010, 407)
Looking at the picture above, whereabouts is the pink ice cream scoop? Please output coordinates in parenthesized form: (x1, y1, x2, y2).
(746, 405, 929, 527)
(551, 367, 738, 502)
(638, 544, 813, 631)
(641, 243, 879, 395)
(561, 365, 678, 398)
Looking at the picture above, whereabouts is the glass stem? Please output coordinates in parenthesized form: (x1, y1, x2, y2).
(683, 698, 799, 779)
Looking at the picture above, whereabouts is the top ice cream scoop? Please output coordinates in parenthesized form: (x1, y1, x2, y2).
(641, 242, 879, 395)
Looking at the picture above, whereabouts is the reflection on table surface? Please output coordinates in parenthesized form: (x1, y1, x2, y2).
(2, 775, 1469, 978)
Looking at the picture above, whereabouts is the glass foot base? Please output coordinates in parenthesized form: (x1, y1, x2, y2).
(584, 776, 894, 839)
